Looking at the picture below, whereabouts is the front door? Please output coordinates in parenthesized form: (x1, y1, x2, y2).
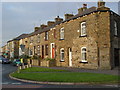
(42, 45, 44, 59)
(69, 48, 72, 67)
(51, 43, 55, 58)
(114, 48, 119, 67)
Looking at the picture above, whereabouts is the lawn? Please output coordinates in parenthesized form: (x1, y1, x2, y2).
(11, 70, 120, 84)
(20, 67, 69, 72)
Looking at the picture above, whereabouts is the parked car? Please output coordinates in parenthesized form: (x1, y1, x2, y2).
(0, 56, 11, 64)
(12, 59, 22, 66)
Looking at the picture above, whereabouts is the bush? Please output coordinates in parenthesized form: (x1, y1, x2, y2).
(45, 58, 55, 61)
(32, 55, 42, 60)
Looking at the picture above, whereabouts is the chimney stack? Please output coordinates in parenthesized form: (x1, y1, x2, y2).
(55, 16, 63, 23)
(64, 14, 74, 20)
(98, 0, 105, 7)
(97, 0, 110, 10)
(78, 4, 87, 14)
(34, 27, 40, 32)
(83, 4, 87, 11)
(40, 24, 47, 29)
(47, 21, 55, 26)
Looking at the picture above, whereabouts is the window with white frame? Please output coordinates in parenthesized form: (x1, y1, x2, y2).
(45, 31, 49, 41)
(81, 22, 86, 36)
(60, 48, 64, 61)
(37, 34, 40, 42)
(81, 47, 87, 62)
(114, 21, 118, 36)
(29, 49, 33, 56)
(60, 27, 64, 39)
(30, 37, 33, 43)
(37, 45, 40, 55)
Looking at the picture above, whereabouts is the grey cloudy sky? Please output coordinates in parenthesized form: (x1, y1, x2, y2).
(1, 1, 119, 47)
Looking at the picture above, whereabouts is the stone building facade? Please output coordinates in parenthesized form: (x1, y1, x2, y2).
(2, 1, 120, 69)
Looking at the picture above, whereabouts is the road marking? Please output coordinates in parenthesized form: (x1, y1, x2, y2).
(11, 83, 21, 85)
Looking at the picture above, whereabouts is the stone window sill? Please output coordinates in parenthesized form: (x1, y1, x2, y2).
(79, 35, 87, 37)
(59, 39, 64, 40)
(79, 60, 88, 63)
(60, 60, 65, 62)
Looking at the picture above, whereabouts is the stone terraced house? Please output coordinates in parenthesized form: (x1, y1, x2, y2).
(2, 1, 120, 69)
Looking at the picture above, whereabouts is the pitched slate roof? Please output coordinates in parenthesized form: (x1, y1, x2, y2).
(13, 6, 115, 39)
(27, 7, 98, 37)
(7, 34, 28, 42)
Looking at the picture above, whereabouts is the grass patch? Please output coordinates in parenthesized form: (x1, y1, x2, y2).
(11, 72, 120, 84)
(20, 67, 69, 72)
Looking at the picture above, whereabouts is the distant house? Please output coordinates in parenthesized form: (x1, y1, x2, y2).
(2, 1, 120, 69)
(7, 34, 28, 59)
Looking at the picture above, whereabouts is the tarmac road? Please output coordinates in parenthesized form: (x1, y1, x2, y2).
(1, 63, 119, 89)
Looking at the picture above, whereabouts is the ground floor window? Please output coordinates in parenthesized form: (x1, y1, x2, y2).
(29, 49, 33, 56)
(45, 44, 48, 55)
(81, 47, 87, 62)
(60, 48, 64, 61)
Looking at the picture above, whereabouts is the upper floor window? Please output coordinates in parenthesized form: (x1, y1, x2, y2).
(37, 45, 40, 56)
(45, 31, 48, 41)
(81, 47, 87, 62)
(81, 22, 86, 36)
(60, 48, 64, 61)
(30, 37, 33, 43)
(114, 21, 118, 36)
(37, 34, 40, 42)
(60, 27, 64, 40)
(54, 28, 57, 39)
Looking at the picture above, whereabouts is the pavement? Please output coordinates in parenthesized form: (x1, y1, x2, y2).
(33, 66, 120, 75)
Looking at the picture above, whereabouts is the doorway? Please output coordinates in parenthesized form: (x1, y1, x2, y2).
(114, 48, 119, 67)
(69, 48, 72, 67)
(51, 43, 55, 58)
(42, 45, 44, 59)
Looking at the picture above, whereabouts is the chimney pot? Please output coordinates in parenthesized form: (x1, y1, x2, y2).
(34, 27, 40, 32)
(55, 16, 63, 23)
(98, 0, 105, 7)
(78, 4, 87, 14)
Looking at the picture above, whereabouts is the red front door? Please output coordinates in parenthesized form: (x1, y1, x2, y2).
(52, 48, 55, 58)
(51, 43, 55, 58)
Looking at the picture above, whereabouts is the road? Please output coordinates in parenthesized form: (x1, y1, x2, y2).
(1, 64, 119, 89)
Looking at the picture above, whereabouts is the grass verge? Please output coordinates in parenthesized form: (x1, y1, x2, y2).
(11, 72, 120, 84)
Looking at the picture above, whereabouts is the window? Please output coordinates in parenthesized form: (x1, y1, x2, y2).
(37, 45, 40, 55)
(60, 48, 64, 61)
(81, 47, 87, 62)
(33, 46, 37, 55)
(37, 34, 40, 42)
(30, 37, 33, 43)
(54, 28, 57, 39)
(81, 22, 86, 36)
(45, 31, 48, 41)
(114, 21, 118, 36)
(60, 27, 64, 40)
(29, 49, 33, 56)
(45, 44, 48, 55)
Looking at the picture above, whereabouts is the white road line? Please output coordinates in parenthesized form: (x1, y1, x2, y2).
(11, 83, 21, 85)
